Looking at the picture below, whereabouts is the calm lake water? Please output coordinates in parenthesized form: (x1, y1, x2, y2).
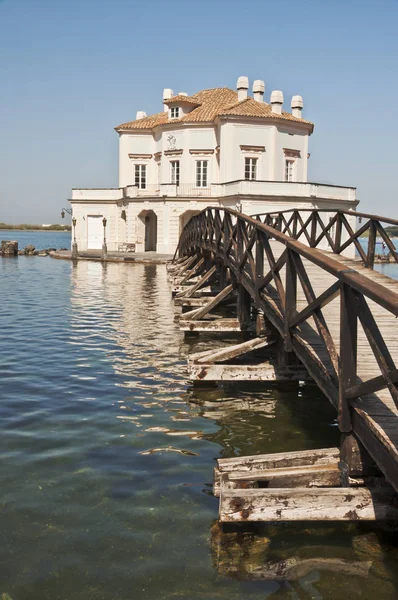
(0, 229, 70, 250)
(1, 237, 398, 599)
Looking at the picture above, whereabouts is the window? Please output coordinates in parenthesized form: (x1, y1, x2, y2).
(135, 164, 146, 189)
(170, 160, 180, 185)
(285, 159, 295, 182)
(196, 160, 208, 187)
(245, 157, 257, 181)
(170, 107, 180, 119)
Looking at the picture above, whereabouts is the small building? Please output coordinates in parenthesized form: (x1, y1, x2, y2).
(70, 77, 357, 253)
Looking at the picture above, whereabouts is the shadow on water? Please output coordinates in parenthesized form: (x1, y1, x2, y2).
(0, 255, 397, 599)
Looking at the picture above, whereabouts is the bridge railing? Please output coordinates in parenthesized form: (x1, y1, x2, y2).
(252, 209, 398, 269)
(177, 207, 398, 434)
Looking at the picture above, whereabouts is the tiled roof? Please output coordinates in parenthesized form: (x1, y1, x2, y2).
(164, 94, 201, 105)
(219, 97, 314, 127)
(115, 87, 313, 131)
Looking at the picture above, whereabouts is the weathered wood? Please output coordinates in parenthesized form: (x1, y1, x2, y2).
(339, 284, 357, 431)
(175, 257, 204, 285)
(219, 487, 398, 522)
(174, 296, 229, 307)
(233, 557, 372, 581)
(189, 362, 307, 382)
(176, 265, 217, 298)
(214, 447, 340, 497)
(345, 369, 398, 401)
(180, 284, 234, 320)
(172, 284, 212, 295)
(225, 463, 341, 488)
(189, 336, 275, 364)
(180, 318, 241, 332)
(237, 284, 252, 331)
(176, 206, 398, 497)
(340, 432, 378, 485)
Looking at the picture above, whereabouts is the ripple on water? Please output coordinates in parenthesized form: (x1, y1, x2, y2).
(0, 255, 397, 600)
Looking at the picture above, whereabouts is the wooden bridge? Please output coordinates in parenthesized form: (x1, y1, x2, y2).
(168, 207, 398, 522)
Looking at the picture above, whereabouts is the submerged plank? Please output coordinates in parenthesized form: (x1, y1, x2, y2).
(180, 319, 241, 332)
(219, 487, 398, 522)
(189, 362, 307, 382)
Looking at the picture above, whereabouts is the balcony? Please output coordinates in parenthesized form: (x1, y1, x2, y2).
(71, 180, 356, 203)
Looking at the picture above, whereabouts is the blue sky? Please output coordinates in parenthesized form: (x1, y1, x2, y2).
(1, 0, 397, 223)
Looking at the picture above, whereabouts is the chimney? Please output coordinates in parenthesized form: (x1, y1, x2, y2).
(237, 76, 249, 102)
(270, 90, 284, 114)
(136, 111, 147, 120)
(253, 80, 265, 103)
(178, 92, 188, 96)
(291, 95, 303, 118)
(163, 88, 174, 112)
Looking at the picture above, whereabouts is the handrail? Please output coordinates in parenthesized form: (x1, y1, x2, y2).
(178, 207, 398, 316)
(249, 208, 397, 269)
(253, 208, 398, 227)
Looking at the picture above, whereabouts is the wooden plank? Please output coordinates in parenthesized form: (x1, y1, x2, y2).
(174, 296, 226, 307)
(346, 369, 398, 401)
(219, 487, 398, 522)
(180, 284, 234, 320)
(214, 447, 340, 497)
(226, 463, 341, 488)
(189, 362, 307, 382)
(172, 285, 212, 295)
(180, 318, 241, 332)
(175, 257, 205, 285)
(176, 265, 217, 298)
(189, 336, 275, 364)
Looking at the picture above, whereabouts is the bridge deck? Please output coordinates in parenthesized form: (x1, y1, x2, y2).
(269, 242, 398, 488)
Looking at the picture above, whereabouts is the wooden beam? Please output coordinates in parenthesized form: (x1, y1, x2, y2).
(189, 362, 307, 382)
(180, 318, 241, 332)
(189, 336, 275, 364)
(176, 265, 217, 298)
(214, 447, 340, 497)
(175, 257, 204, 285)
(345, 369, 398, 401)
(180, 284, 234, 320)
(219, 487, 398, 522)
(225, 463, 341, 488)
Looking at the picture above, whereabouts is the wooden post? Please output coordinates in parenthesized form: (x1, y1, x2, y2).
(255, 231, 264, 306)
(284, 249, 297, 352)
(367, 220, 377, 269)
(310, 213, 317, 247)
(339, 284, 357, 432)
(339, 433, 379, 485)
(335, 212, 342, 253)
(237, 284, 252, 331)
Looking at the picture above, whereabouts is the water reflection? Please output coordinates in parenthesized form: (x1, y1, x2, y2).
(0, 257, 397, 599)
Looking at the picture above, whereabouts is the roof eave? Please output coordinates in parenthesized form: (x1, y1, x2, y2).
(217, 114, 314, 134)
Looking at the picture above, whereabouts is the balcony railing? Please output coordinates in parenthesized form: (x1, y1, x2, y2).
(71, 180, 356, 202)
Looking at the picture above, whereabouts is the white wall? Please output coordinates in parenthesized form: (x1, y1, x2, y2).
(273, 126, 308, 182)
(119, 133, 155, 188)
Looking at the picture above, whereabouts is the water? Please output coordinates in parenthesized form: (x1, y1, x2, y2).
(0, 245, 398, 599)
(0, 229, 70, 250)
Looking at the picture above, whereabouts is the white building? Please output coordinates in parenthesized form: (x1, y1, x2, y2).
(70, 77, 357, 254)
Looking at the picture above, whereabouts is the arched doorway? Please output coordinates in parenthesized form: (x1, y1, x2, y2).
(179, 210, 201, 237)
(138, 210, 157, 251)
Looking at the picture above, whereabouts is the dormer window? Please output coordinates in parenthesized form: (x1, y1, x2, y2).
(170, 107, 180, 119)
